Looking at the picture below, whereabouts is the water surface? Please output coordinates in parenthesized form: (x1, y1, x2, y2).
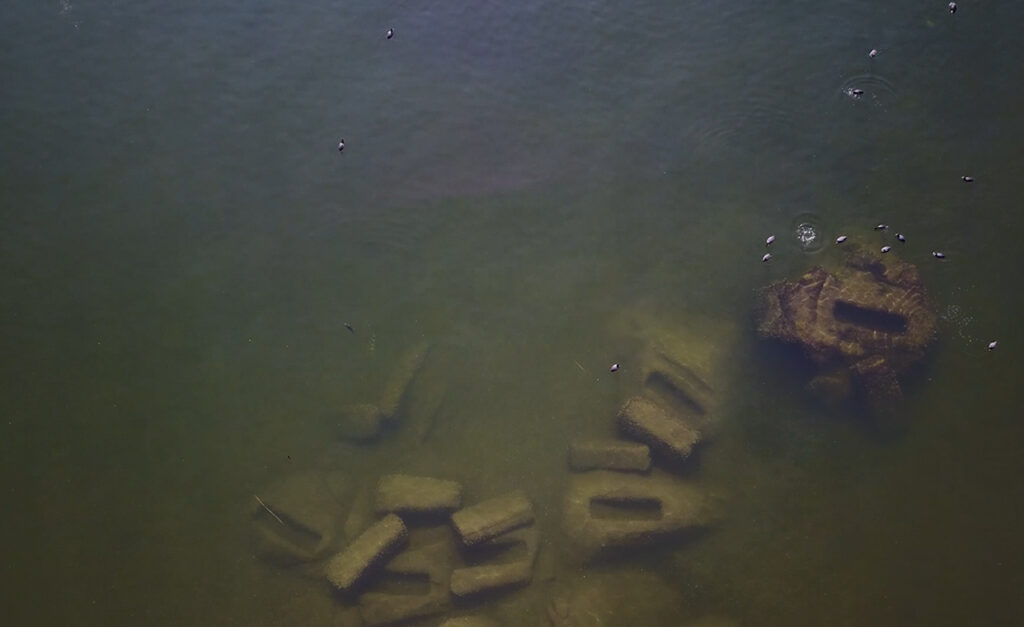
(3, 1, 1024, 625)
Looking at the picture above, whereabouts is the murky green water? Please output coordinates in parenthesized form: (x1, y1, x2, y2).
(3, 1, 1024, 625)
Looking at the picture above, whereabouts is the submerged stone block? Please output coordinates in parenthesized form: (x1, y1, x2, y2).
(617, 396, 701, 461)
(851, 354, 902, 418)
(640, 349, 715, 421)
(451, 490, 534, 546)
(568, 439, 651, 473)
(250, 472, 348, 565)
(379, 340, 432, 421)
(359, 539, 455, 625)
(375, 474, 462, 516)
(450, 526, 540, 597)
(326, 514, 408, 592)
(563, 470, 716, 560)
(335, 402, 386, 442)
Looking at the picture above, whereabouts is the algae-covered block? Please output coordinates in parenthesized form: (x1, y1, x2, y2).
(250, 471, 350, 565)
(563, 470, 717, 560)
(375, 474, 462, 515)
(335, 402, 385, 442)
(450, 560, 533, 597)
(449, 526, 539, 597)
(451, 491, 534, 546)
(618, 396, 701, 461)
(358, 539, 455, 625)
(568, 439, 651, 472)
(379, 340, 432, 421)
(326, 513, 407, 592)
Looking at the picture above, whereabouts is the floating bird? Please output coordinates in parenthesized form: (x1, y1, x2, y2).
(881, 246, 892, 253)
(386, 28, 394, 39)
(961, 175, 974, 183)
(337, 139, 345, 152)
(835, 235, 848, 244)
(869, 49, 879, 58)
(851, 88, 864, 97)
(874, 224, 888, 231)
(949, 2, 957, 14)
(988, 340, 998, 350)
(609, 363, 620, 372)
(932, 251, 946, 259)
(896, 233, 906, 243)
(765, 235, 776, 246)
(344, 323, 355, 334)
(762, 253, 772, 263)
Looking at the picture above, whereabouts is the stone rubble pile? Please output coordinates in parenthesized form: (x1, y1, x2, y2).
(559, 310, 731, 563)
(250, 316, 740, 626)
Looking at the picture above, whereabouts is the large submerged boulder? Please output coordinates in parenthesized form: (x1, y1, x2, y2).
(757, 245, 938, 415)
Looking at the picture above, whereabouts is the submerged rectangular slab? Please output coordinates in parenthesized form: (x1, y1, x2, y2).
(618, 396, 701, 461)
(376, 474, 462, 515)
(359, 540, 455, 625)
(326, 514, 408, 592)
(449, 527, 539, 597)
(450, 560, 533, 598)
(563, 470, 715, 560)
(568, 438, 651, 472)
(379, 341, 432, 421)
(451, 491, 534, 546)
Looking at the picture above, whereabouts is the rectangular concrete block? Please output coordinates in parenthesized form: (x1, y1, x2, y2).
(379, 341, 431, 421)
(451, 491, 534, 546)
(568, 438, 651, 472)
(326, 513, 408, 592)
(563, 470, 714, 561)
(450, 523, 539, 597)
(376, 474, 462, 515)
(618, 396, 701, 461)
(450, 560, 533, 598)
(358, 540, 455, 625)
(641, 350, 714, 417)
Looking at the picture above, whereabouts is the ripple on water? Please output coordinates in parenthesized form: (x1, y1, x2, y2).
(837, 73, 898, 108)
(790, 212, 827, 254)
(691, 89, 818, 157)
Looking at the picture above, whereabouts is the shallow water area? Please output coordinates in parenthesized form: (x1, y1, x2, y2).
(3, 1, 1024, 626)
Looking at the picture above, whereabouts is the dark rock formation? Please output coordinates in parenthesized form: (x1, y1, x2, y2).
(757, 245, 938, 414)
